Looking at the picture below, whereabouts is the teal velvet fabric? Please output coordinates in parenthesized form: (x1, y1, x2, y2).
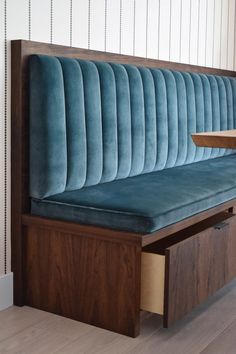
(29, 55, 67, 198)
(31, 155, 236, 233)
(29, 55, 236, 199)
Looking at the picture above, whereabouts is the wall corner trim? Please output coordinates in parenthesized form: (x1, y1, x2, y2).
(0, 272, 13, 311)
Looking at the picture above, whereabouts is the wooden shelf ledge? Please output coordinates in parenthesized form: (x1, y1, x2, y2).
(192, 129, 236, 149)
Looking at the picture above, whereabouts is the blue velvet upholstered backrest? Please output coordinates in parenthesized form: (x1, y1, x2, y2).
(29, 55, 236, 199)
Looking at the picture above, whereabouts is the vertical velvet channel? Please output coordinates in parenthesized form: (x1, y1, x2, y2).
(58, 57, 87, 190)
(29, 55, 236, 199)
(29, 55, 67, 198)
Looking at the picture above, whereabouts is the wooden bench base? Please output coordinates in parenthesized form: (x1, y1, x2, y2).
(22, 220, 142, 337)
(18, 207, 236, 337)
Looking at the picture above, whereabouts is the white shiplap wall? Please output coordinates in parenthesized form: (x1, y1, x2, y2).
(0, 0, 236, 276)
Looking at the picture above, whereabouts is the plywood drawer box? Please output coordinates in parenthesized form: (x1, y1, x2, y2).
(141, 212, 236, 327)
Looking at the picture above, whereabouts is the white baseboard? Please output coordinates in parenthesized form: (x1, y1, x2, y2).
(0, 272, 13, 311)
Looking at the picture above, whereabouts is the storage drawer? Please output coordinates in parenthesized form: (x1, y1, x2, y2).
(141, 212, 236, 327)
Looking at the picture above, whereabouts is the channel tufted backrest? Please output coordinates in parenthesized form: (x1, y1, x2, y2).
(29, 55, 236, 199)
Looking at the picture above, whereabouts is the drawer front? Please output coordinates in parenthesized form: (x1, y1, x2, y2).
(164, 215, 236, 327)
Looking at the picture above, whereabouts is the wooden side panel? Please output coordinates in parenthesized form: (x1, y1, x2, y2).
(24, 225, 141, 337)
(164, 215, 236, 327)
(18, 40, 236, 76)
(11, 41, 30, 306)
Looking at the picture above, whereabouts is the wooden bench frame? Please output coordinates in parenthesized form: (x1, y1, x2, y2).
(11, 39, 236, 337)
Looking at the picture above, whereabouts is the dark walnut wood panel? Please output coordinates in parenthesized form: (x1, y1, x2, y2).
(24, 225, 142, 337)
(22, 214, 142, 246)
(19, 40, 236, 76)
(164, 214, 236, 327)
(11, 41, 30, 306)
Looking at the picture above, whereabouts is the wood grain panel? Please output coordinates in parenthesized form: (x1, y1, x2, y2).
(11, 41, 30, 304)
(0, 0, 5, 276)
(16, 40, 236, 75)
(22, 214, 141, 246)
(192, 129, 236, 149)
(164, 214, 236, 327)
(24, 225, 142, 337)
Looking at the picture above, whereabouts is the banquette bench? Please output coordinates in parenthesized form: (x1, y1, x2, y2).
(11, 40, 236, 337)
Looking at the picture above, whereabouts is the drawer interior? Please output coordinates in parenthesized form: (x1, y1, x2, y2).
(141, 252, 165, 315)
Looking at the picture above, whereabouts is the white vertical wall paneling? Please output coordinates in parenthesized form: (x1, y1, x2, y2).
(105, 0, 120, 53)
(198, 0, 207, 66)
(189, 0, 199, 65)
(220, 0, 229, 69)
(180, 0, 191, 63)
(53, 0, 70, 45)
(7, 0, 28, 41)
(159, 0, 171, 60)
(205, 0, 215, 67)
(227, 0, 235, 70)
(134, 0, 147, 57)
(146, 0, 159, 59)
(213, 0, 222, 68)
(72, 0, 88, 49)
(5, 0, 10, 275)
(90, 0, 105, 51)
(120, 0, 134, 55)
(31, 0, 51, 43)
(0, 0, 5, 276)
(169, 0, 181, 62)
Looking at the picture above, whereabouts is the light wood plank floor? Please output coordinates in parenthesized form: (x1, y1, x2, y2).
(1, 279, 236, 354)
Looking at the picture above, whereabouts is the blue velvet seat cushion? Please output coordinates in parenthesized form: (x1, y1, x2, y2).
(31, 154, 236, 234)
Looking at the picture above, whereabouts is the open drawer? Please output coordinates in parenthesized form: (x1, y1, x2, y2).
(141, 212, 236, 327)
